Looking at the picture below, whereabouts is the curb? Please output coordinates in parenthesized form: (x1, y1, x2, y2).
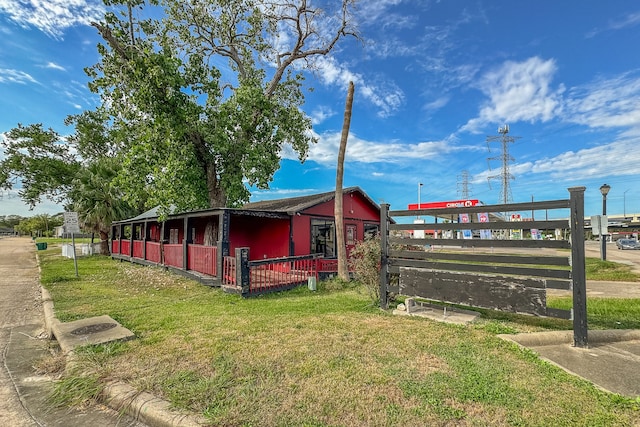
(498, 329, 640, 347)
(40, 285, 208, 427)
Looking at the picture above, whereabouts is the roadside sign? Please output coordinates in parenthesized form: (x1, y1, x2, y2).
(591, 215, 608, 236)
(63, 212, 81, 234)
(63, 212, 80, 277)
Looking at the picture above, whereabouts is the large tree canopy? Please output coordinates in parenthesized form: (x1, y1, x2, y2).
(87, 0, 357, 210)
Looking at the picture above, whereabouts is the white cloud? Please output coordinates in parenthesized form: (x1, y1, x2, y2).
(44, 62, 66, 71)
(311, 56, 404, 118)
(586, 11, 640, 38)
(564, 72, 640, 131)
(0, 68, 38, 84)
(462, 57, 565, 133)
(285, 131, 482, 165)
(0, 0, 104, 39)
(310, 105, 335, 125)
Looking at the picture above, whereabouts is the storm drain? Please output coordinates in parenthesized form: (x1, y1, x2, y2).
(70, 323, 117, 335)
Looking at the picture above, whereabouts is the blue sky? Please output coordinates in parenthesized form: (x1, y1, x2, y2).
(1, 1, 640, 219)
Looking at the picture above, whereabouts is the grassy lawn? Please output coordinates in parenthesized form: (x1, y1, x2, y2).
(38, 247, 640, 426)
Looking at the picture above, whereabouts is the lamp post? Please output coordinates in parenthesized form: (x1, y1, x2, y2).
(417, 182, 423, 218)
(624, 189, 630, 218)
(600, 184, 611, 261)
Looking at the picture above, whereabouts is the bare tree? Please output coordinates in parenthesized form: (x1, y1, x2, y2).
(335, 81, 354, 281)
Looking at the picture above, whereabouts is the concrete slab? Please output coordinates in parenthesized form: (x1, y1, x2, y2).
(51, 314, 135, 353)
(500, 330, 640, 397)
(394, 298, 480, 325)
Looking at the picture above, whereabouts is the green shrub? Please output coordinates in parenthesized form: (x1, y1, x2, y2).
(349, 237, 381, 304)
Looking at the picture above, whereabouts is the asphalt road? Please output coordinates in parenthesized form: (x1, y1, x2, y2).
(585, 239, 640, 273)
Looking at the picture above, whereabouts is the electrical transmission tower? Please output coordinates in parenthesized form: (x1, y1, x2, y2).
(457, 170, 472, 199)
(486, 124, 520, 205)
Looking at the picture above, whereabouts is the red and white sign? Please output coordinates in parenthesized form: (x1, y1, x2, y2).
(408, 199, 480, 210)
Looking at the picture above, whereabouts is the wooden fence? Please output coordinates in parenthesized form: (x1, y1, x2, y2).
(379, 187, 588, 347)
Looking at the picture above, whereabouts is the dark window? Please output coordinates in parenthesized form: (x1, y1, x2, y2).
(311, 219, 336, 258)
(364, 223, 379, 239)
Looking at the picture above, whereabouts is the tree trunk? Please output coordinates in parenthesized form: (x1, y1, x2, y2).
(99, 230, 110, 255)
(335, 81, 354, 281)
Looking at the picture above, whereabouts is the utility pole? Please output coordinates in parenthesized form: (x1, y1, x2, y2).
(457, 170, 471, 200)
(486, 125, 520, 205)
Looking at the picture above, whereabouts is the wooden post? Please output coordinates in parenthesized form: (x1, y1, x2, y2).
(379, 203, 390, 309)
(142, 221, 147, 261)
(235, 247, 250, 296)
(129, 224, 134, 258)
(569, 186, 588, 347)
(183, 217, 190, 271)
(217, 211, 230, 278)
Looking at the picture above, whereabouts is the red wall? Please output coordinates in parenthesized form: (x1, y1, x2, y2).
(292, 191, 381, 257)
(229, 215, 290, 260)
(302, 192, 380, 221)
(292, 215, 311, 256)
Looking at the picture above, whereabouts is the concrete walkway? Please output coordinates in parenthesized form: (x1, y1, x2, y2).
(0, 237, 146, 426)
(500, 330, 640, 397)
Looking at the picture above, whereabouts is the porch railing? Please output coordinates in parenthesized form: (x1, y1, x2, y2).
(223, 249, 320, 296)
(146, 241, 161, 264)
(222, 256, 236, 288)
(112, 240, 120, 255)
(188, 244, 218, 276)
(163, 244, 183, 268)
(120, 240, 131, 256)
(132, 240, 144, 259)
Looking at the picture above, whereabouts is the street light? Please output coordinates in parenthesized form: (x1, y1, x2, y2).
(417, 182, 423, 219)
(624, 189, 630, 218)
(600, 184, 611, 261)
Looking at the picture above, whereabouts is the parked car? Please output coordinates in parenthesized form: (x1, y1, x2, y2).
(616, 239, 640, 250)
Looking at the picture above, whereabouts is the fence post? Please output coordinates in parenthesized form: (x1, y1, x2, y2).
(183, 217, 190, 271)
(235, 247, 250, 296)
(218, 211, 230, 279)
(569, 186, 588, 347)
(379, 203, 390, 309)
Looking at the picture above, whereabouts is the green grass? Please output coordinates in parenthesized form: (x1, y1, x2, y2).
(586, 258, 640, 281)
(37, 245, 640, 426)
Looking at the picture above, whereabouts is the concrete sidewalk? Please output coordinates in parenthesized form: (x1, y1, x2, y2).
(0, 236, 147, 426)
(1, 237, 208, 427)
(500, 330, 640, 397)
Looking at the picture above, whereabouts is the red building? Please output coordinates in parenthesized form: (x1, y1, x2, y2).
(110, 187, 382, 295)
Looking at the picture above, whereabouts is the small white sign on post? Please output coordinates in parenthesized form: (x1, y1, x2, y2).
(591, 215, 608, 236)
(63, 212, 81, 234)
(63, 212, 80, 277)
